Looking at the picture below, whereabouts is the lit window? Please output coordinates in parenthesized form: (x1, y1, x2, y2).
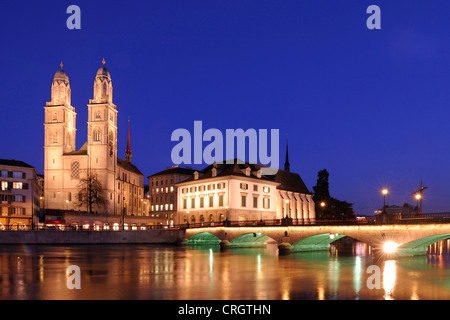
(13, 182, 23, 189)
(170, 186, 174, 192)
(263, 186, 270, 193)
(1, 181, 8, 191)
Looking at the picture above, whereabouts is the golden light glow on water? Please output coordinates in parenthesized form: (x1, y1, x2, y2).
(383, 260, 396, 300)
(2, 241, 450, 299)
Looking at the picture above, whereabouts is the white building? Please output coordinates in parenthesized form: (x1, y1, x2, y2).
(0, 159, 42, 229)
(176, 157, 315, 226)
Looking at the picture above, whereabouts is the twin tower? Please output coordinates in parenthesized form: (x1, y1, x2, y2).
(43, 60, 143, 215)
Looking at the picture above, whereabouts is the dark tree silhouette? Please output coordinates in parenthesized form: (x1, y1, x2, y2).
(77, 172, 107, 214)
(312, 169, 355, 220)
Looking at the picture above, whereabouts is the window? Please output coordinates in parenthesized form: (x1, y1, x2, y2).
(12, 172, 23, 179)
(95, 111, 101, 120)
(241, 195, 247, 207)
(183, 198, 187, 209)
(253, 196, 258, 208)
(14, 195, 24, 202)
(263, 186, 270, 193)
(218, 195, 224, 207)
(1, 171, 7, 178)
(200, 197, 204, 208)
(52, 132, 58, 143)
(253, 185, 258, 192)
(71, 161, 80, 179)
(209, 195, 214, 207)
(240, 183, 248, 190)
(191, 198, 195, 209)
(170, 204, 173, 210)
(93, 128, 101, 142)
(1, 181, 8, 191)
(13, 182, 23, 189)
(263, 198, 270, 209)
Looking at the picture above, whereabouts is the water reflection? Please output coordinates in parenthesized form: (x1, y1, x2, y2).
(0, 240, 450, 299)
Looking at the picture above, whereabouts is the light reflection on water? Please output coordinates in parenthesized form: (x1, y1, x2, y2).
(1, 240, 450, 300)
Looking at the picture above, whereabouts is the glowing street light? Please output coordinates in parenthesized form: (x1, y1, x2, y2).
(320, 202, 326, 207)
(383, 241, 398, 254)
(381, 188, 388, 214)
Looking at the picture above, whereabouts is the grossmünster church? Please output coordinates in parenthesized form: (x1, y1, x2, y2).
(43, 60, 145, 223)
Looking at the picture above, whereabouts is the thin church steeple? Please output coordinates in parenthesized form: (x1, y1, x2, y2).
(125, 118, 132, 163)
(284, 134, 290, 172)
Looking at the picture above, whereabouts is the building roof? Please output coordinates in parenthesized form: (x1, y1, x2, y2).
(178, 159, 311, 194)
(63, 142, 88, 156)
(0, 159, 35, 169)
(117, 157, 143, 176)
(148, 166, 196, 178)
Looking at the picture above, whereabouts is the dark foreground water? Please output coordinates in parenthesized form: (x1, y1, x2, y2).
(1, 240, 450, 300)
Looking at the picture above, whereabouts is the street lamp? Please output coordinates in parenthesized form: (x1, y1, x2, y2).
(415, 193, 421, 215)
(320, 202, 326, 208)
(382, 188, 388, 211)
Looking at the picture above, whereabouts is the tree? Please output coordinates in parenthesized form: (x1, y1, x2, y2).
(77, 172, 107, 214)
(312, 169, 355, 220)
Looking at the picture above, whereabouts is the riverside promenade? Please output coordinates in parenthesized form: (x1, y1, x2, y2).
(0, 230, 184, 245)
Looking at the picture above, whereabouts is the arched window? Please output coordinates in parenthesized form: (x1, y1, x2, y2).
(93, 128, 101, 142)
(71, 161, 80, 179)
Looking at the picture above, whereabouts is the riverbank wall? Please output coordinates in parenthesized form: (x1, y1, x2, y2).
(0, 230, 185, 245)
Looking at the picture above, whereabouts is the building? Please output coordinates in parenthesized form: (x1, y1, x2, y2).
(43, 60, 146, 228)
(175, 149, 315, 226)
(148, 166, 196, 226)
(0, 159, 42, 229)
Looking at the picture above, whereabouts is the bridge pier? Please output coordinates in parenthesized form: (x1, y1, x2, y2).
(219, 240, 230, 250)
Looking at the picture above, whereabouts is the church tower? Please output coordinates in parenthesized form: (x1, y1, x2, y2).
(86, 59, 118, 213)
(44, 63, 77, 209)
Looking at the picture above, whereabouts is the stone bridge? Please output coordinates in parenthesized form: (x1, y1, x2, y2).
(181, 224, 450, 256)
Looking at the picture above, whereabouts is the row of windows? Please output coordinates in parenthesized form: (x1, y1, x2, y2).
(151, 194, 174, 203)
(181, 183, 226, 194)
(1, 181, 28, 191)
(181, 183, 271, 194)
(151, 203, 174, 211)
(183, 194, 225, 209)
(0, 171, 27, 179)
(152, 186, 174, 194)
(1, 207, 26, 215)
(1, 194, 27, 202)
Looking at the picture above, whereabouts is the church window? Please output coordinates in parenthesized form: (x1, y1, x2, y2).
(71, 161, 80, 179)
(93, 128, 101, 142)
(95, 111, 101, 120)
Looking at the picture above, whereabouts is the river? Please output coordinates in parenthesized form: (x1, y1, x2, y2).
(1, 240, 450, 300)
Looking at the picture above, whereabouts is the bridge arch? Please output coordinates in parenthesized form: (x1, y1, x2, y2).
(397, 233, 450, 255)
(227, 232, 276, 248)
(185, 232, 221, 245)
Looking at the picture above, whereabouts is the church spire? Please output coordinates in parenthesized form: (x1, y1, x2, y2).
(284, 134, 290, 172)
(125, 118, 132, 163)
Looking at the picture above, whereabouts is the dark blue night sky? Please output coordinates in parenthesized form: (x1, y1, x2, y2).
(1, 0, 450, 215)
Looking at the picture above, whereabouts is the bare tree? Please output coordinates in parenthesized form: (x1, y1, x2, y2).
(77, 172, 107, 214)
